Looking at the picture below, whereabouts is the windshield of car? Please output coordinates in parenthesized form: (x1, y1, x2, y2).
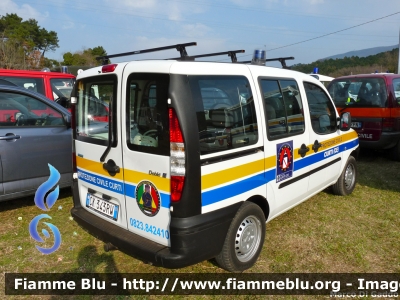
(328, 77, 387, 108)
(393, 78, 400, 106)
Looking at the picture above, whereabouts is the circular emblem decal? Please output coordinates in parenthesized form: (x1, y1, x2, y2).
(278, 144, 292, 172)
(135, 181, 161, 217)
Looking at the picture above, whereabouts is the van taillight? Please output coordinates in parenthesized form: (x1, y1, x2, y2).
(171, 176, 185, 202)
(169, 108, 185, 202)
(382, 118, 395, 131)
(101, 64, 117, 73)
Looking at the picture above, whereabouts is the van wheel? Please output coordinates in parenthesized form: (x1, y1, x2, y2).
(332, 156, 357, 196)
(215, 202, 265, 272)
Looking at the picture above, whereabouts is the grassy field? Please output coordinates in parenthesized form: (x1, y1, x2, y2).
(0, 149, 399, 299)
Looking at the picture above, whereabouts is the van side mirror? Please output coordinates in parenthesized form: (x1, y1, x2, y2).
(55, 97, 68, 108)
(339, 112, 351, 131)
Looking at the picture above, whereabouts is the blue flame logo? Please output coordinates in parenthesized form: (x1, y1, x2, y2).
(34, 164, 60, 211)
(29, 164, 62, 254)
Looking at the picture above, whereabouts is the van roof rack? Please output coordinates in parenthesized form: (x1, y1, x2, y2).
(169, 50, 245, 63)
(96, 42, 197, 65)
(240, 56, 295, 69)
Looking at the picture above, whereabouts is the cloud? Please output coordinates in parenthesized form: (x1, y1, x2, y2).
(181, 23, 213, 38)
(0, 0, 47, 22)
(305, 0, 324, 4)
(229, 0, 251, 6)
(102, 0, 207, 22)
(167, 1, 182, 21)
(62, 21, 75, 30)
(104, 0, 157, 10)
(230, 0, 281, 7)
(230, 0, 324, 8)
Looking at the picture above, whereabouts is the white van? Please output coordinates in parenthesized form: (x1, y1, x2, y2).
(70, 43, 359, 272)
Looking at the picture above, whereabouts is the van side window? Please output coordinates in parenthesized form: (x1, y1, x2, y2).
(126, 73, 170, 156)
(189, 76, 258, 155)
(393, 78, 400, 106)
(304, 82, 337, 134)
(260, 79, 305, 139)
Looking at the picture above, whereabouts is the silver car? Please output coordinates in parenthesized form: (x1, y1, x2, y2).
(0, 85, 73, 202)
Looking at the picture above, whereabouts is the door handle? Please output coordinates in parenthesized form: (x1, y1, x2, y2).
(298, 143, 310, 158)
(0, 134, 21, 141)
(103, 159, 120, 176)
(312, 140, 322, 153)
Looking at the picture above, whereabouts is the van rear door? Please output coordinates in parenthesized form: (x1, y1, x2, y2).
(74, 73, 128, 229)
(121, 67, 171, 246)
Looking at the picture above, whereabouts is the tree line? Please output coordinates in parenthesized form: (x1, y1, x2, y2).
(291, 48, 399, 77)
(0, 13, 106, 70)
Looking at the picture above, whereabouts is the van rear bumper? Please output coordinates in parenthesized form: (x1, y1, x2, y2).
(70, 180, 242, 269)
(359, 131, 400, 150)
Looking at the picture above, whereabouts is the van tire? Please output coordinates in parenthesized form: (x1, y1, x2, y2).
(215, 202, 265, 272)
(332, 156, 357, 196)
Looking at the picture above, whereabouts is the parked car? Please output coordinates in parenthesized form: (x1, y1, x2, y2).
(0, 69, 75, 101)
(328, 73, 400, 160)
(0, 85, 74, 202)
(0, 69, 109, 122)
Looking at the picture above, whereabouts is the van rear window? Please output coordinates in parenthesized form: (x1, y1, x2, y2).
(328, 77, 387, 108)
(75, 75, 116, 146)
(126, 73, 170, 156)
(189, 75, 258, 155)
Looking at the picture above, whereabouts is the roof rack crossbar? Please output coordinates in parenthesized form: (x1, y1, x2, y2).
(169, 50, 245, 63)
(239, 56, 295, 69)
(96, 42, 197, 65)
(265, 56, 294, 68)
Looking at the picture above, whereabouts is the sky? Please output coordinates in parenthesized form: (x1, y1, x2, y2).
(1, 0, 400, 69)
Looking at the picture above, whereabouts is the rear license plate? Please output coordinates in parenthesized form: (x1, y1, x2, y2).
(351, 122, 362, 128)
(86, 193, 119, 221)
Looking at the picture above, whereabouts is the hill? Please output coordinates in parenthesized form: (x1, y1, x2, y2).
(320, 45, 398, 61)
(291, 47, 399, 77)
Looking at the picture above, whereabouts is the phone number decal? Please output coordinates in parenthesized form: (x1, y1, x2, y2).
(129, 218, 170, 240)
